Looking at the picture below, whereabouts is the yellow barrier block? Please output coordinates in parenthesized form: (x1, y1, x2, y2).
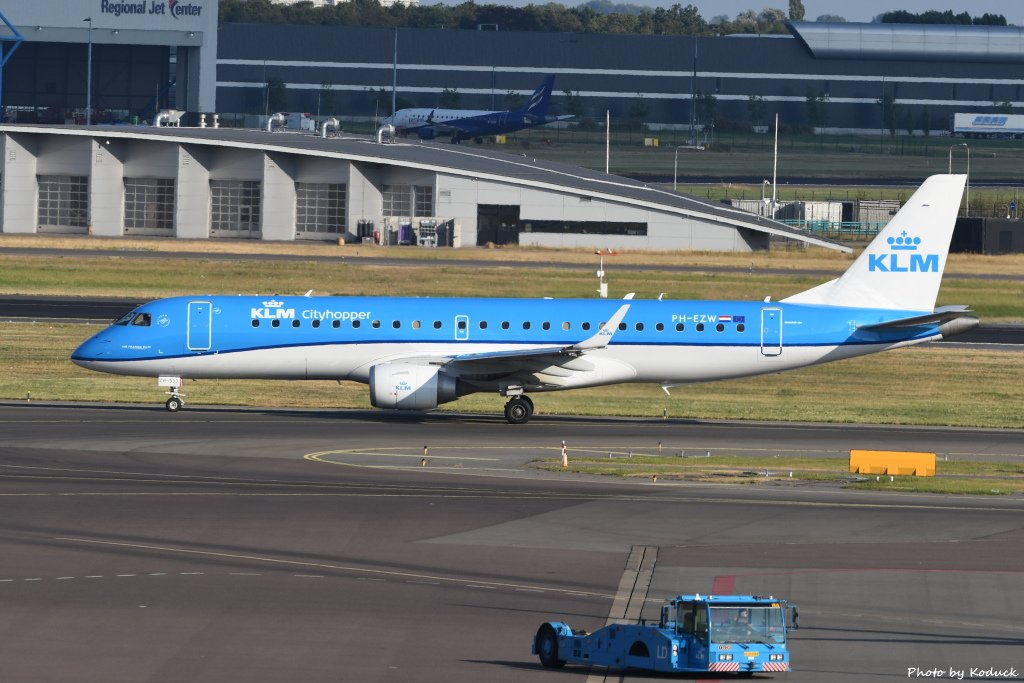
(849, 450, 936, 477)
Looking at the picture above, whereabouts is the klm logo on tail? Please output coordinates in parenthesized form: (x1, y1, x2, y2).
(867, 231, 939, 273)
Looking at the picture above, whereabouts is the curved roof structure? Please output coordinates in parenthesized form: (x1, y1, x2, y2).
(789, 21, 1024, 63)
(0, 124, 850, 252)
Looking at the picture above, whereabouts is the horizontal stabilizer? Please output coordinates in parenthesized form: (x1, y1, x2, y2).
(858, 305, 973, 330)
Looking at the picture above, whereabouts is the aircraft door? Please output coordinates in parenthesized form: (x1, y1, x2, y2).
(187, 301, 212, 351)
(760, 307, 782, 356)
(454, 315, 470, 341)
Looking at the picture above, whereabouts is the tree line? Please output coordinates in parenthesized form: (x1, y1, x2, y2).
(220, 0, 800, 36)
(220, 1, 1009, 35)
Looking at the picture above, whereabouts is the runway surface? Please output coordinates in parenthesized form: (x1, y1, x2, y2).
(2, 295, 1022, 346)
(0, 403, 1021, 682)
(2, 246, 1023, 282)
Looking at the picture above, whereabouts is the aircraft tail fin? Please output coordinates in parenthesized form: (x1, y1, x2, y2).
(519, 75, 555, 121)
(782, 174, 966, 311)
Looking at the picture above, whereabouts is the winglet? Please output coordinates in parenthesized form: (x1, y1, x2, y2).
(572, 295, 634, 351)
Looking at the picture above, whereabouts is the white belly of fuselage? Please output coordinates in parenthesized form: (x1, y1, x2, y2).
(75, 339, 922, 390)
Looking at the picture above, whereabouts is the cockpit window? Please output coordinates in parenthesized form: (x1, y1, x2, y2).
(131, 313, 152, 327)
(113, 311, 137, 326)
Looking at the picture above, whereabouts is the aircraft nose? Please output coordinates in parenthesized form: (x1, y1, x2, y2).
(71, 336, 112, 366)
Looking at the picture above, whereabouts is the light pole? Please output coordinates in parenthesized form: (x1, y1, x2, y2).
(84, 17, 93, 126)
(949, 143, 970, 215)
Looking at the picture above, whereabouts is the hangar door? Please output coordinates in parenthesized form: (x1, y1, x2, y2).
(476, 205, 520, 246)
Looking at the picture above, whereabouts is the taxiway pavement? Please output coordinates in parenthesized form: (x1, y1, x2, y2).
(0, 403, 1021, 682)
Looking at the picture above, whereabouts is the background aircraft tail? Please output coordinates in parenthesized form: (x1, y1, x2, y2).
(782, 174, 966, 312)
(519, 75, 555, 121)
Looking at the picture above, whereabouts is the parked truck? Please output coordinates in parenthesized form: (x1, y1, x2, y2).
(951, 113, 1024, 138)
(533, 593, 797, 675)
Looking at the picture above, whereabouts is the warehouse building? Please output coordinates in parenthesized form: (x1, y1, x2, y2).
(213, 21, 1024, 132)
(0, 124, 847, 252)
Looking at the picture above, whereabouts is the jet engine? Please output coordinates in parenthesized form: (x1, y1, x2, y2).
(417, 127, 436, 140)
(369, 362, 458, 410)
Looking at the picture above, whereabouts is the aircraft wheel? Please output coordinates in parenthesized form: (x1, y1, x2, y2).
(520, 395, 534, 414)
(504, 397, 532, 425)
(536, 624, 565, 668)
(165, 396, 183, 413)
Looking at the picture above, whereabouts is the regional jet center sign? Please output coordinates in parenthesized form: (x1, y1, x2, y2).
(100, 0, 204, 20)
(0, 0, 213, 33)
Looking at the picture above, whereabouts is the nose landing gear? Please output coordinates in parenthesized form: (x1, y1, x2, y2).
(504, 395, 534, 424)
(158, 376, 185, 413)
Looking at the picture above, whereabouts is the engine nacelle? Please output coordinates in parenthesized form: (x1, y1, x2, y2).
(417, 127, 436, 140)
(369, 362, 458, 411)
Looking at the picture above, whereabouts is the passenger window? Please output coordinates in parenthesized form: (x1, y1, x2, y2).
(582, 322, 591, 331)
(333, 320, 341, 328)
(372, 320, 381, 328)
(412, 320, 421, 329)
(272, 319, 281, 328)
(635, 322, 644, 331)
(716, 323, 724, 332)
(696, 323, 705, 332)
(523, 321, 531, 330)
(392, 320, 401, 329)
(737, 323, 746, 332)
(292, 320, 300, 328)
(562, 322, 570, 331)
(542, 322, 550, 330)
(618, 322, 627, 331)
(599, 321, 607, 329)
(251, 320, 260, 328)
(656, 323, 664, 331)
(433, 321, 442, 329)
(312, 320, 321, 329)
(132, 313, 151, 327)
(676, 323, 684, 332)
(352, 320, 360, 328)
(457, 320, 467, 330)
(501, 321, 510, 330)
(479, 321, 488, 330)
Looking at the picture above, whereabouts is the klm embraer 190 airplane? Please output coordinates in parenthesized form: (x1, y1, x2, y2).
(72, 175, 977, 424)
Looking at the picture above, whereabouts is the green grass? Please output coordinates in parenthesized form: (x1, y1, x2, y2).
(3, 323, 1023, 429)
(530, 455, 1024, 495)
(458, 128, 1024, 182)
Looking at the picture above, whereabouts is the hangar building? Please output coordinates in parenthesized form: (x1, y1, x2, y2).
(0, 124, 847, 252)
(0, 0, 1022, 131)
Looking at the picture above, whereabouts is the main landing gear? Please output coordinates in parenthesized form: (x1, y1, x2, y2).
(504, 395, 534, 425)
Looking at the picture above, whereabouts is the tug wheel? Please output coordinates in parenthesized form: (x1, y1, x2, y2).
(536, 624, 565, 668)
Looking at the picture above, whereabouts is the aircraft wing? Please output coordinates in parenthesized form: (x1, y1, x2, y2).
(376, 296, 634, 383)
(858, 305, 973, 330)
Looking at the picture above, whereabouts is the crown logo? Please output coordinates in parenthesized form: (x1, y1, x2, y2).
(887, 231, 921, 251)
(262, 299, 284, 308)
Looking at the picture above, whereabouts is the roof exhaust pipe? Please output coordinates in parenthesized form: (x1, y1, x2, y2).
(376, 124, 395, 144)
(321, 117, 339, 138)
(266, 112, 286, 133)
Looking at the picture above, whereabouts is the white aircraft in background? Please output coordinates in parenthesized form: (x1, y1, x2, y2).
(73, 175, 977, 424)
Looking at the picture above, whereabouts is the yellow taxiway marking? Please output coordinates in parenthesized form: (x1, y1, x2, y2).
(54, 536, 613, 599)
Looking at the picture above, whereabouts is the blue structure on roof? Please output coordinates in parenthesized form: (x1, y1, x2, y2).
(0, 9, 25, 121)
